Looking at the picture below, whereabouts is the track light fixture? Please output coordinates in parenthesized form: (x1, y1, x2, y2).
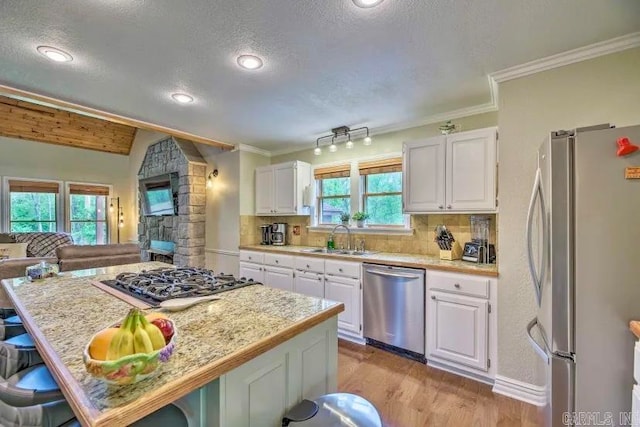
(314, 126, 372, 155)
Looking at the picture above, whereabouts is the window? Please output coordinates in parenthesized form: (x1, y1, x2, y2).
(359, 158, 404, 226)
(315, 164, 351, 225)
(8, 180, 59, 232)
(68, 184, 110, 245)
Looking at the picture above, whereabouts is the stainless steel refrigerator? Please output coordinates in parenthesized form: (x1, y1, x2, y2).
(526, 124, 640, 426)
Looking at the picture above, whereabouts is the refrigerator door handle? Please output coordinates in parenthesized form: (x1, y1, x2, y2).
(526, 317, 549, 364)
(526, 168, 547, 306)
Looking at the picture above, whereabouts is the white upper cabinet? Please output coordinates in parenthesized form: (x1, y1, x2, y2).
(446, 128, 497, 211)
(403, 127, 497, 213)
(403, 136, 446, 212)
(255, 161, 311, 216)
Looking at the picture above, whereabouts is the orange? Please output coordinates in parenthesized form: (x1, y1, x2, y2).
(145, 312, 169, 322)
(88, 328, 119, 360)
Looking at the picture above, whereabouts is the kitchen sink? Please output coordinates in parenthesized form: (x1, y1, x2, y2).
(300, 248, 377, 256)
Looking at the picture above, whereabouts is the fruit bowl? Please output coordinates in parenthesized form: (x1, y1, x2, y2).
(83, 317, 177, 385)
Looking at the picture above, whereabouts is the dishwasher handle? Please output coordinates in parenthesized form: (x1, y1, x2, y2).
(365, 269, 422, 280)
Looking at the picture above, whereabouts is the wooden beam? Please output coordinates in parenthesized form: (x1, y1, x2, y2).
(0, 96, 136, 155)
(0, 84, 235, 151)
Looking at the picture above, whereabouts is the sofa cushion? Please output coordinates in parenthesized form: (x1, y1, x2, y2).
(0, 244, 28, 260)
(0, 234, 16, 244)
(10, 233, 73, 258)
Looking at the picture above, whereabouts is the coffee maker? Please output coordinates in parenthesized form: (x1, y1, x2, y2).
(270, 223, 287, 246)
(260, 225, 273, 245)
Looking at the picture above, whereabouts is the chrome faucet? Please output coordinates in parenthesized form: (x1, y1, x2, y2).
(330, 224, 351, 251)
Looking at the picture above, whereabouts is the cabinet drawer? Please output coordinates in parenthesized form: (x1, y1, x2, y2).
(634, 341, 640, 384)
(264, 253, 295, 269)
(428, 271, 489, 298)
(240, 251, 264, 264)
(295, 256, 324, 273)
(325, 260, 360, 279)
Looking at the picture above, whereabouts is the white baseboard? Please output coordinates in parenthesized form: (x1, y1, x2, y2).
(338, 332, 366, 345)
(492, 375, 546, 406)
(426, 359, 494, 386)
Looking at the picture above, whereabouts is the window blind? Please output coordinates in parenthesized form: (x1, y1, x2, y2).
(313, 164, 351, 179)
(358, 157, 403, 176)
(8, 180, 60, 194)
(68, 184, 110, 196)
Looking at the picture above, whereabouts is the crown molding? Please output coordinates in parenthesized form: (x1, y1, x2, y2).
(233, 143, 272, 157)
(490, 31, 640, 83)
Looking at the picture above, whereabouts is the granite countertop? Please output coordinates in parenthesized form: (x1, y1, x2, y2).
(239, 245, 499, 277)
(1, 262, 343, 427)
(630, 321, 640, 339)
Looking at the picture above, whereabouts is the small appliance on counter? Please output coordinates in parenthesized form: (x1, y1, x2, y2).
(462, 216, 496, 264)
(260, 224, 273, 245)
(270, 223, 287, 246)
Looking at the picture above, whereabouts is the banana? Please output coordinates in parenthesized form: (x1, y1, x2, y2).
(132, 312, 154, 354)
(106, 309, 135, 360)
(139, 314, 167, 351)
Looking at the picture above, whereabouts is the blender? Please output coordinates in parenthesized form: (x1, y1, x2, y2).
(462, 216, 496, 264)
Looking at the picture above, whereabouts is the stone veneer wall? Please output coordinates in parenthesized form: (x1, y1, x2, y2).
(138, 137, 206, 267)
(240, 214, 498, 256)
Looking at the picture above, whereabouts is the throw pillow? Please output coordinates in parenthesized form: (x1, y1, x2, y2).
(0, 243, 28, 260)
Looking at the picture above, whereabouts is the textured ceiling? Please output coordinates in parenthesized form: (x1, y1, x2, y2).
(0, 0, 638, 152)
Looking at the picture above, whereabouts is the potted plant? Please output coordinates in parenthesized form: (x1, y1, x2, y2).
(340, 212, 350, 226)
(352, 212, 370, 228)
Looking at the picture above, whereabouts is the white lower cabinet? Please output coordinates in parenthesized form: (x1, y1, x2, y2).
(218, 317, 338, 426)
(294, 271, 325, 299)
(325, 275, 361, 336)
(426, 270, 496, 381)
(264, 266, 294, 292)
(239, 262, 264, 283)
(427, 291, 488, 370)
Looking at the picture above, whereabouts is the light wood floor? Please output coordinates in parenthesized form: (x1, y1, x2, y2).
(338, 340, 541, 427)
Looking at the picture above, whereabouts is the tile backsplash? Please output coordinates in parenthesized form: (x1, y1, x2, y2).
(240, 214, 498, 256)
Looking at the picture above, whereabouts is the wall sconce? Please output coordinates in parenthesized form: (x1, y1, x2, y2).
(207, 169, 219, 188)
(109, 197, 124, 243)
(314, 125, 372, 156)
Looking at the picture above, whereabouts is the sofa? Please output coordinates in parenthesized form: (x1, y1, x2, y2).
(56, 243, 140, 272)
(0, 233, 73, 282)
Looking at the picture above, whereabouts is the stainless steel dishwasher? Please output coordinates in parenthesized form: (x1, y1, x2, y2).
(363, 264, 425, 356)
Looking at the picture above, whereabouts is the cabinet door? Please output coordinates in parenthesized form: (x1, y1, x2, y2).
(264, 266, 294, 292)
(446, 128, 497, 211)
(403, 137, 446, 212)
(239, 262, 264, 283)
(324, 276, 361, 335)
(273, 163, 296, 215)
(427, 291, 488, 370)
(255, 167, 274, 215)
(294, 273, 325, 298)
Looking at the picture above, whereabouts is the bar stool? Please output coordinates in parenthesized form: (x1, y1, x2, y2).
(0, 399, 75, 427)
(282, 393, 382, 426)
(0, 333, 64, 407)
(0, 323, 27, 341)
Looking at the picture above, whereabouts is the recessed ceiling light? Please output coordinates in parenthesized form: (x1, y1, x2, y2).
(352, 0, 384, 7)
(37, 46, 73, 62)
(237, 55, 264, 70)
(171, 93, 194, 104)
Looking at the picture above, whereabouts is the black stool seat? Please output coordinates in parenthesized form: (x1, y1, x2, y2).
(4, 334, 34, 349)
(0, 364, 63, 407)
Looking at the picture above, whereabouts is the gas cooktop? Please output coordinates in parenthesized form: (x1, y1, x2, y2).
(100, 267, 260, 307)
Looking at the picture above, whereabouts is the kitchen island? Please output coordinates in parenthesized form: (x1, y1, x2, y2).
(1, 262, 343, 427)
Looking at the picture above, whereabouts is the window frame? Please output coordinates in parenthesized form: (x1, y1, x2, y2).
(65, 181, 113, 245)
(2, 176, 64, 233)
(360, 171, 406, 227)
(316, 176, 351, 226)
